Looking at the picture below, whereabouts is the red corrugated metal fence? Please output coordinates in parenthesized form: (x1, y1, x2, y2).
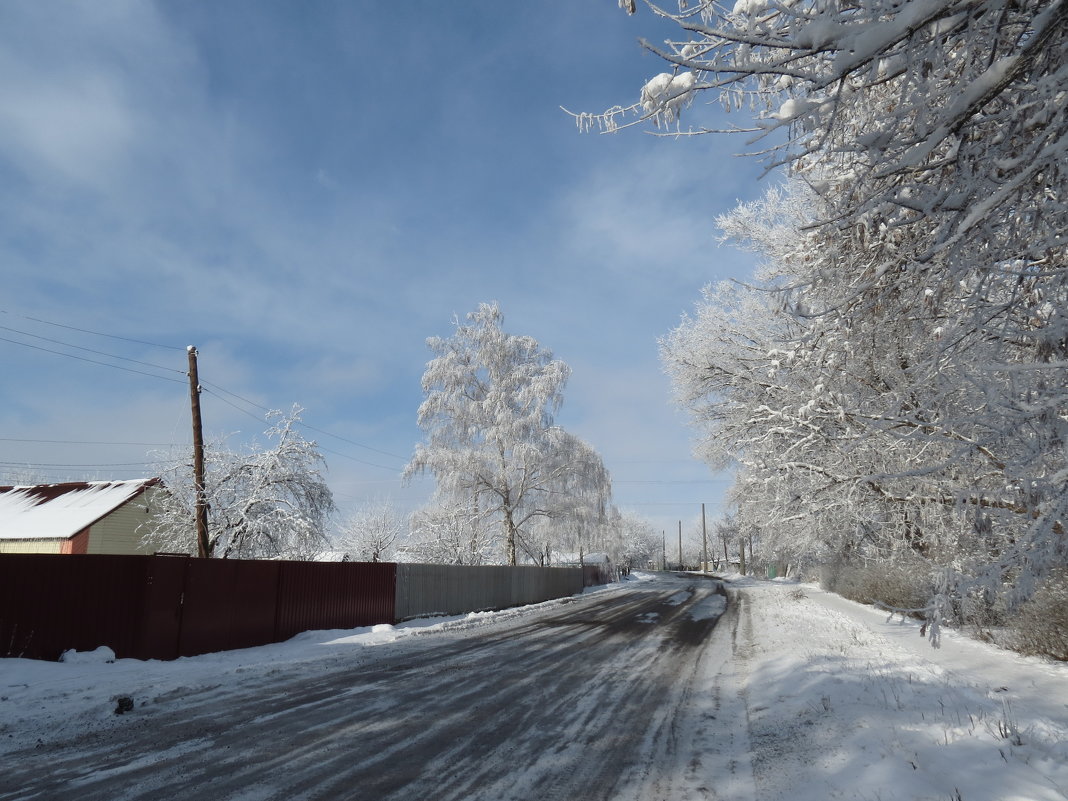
(0, 554, 155, 661)
(0, 554, 396, 662)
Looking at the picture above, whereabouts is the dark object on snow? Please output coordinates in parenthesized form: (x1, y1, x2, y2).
(114, 696, 134, 715)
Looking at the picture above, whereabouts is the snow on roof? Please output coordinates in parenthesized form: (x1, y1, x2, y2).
(0, 479, 159, 541)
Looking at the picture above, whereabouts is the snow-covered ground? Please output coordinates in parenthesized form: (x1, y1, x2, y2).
(723, 576, 1068, 800)
(2, 573, 1066, 800)
(0, 598, 561, 757)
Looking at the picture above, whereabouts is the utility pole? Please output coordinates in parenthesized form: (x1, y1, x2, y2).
(187, 346, 210, 558)
(661, 532, 666, 571)
(678, 520, 682, 570)
(701, 503, 708, 572)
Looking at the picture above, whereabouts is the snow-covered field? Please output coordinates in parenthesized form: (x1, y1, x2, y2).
(2, 574, 1066, 800)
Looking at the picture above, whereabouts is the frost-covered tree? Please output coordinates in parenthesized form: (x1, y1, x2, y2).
(590, 0, 1067, 449)
(522, 505, 659, 571)
(596, 0, 1067, 518)
(594, 0, 1066, 632)
(664, 175, 1064, 628)
(515, 430, 613, 564)
(405, 303, 613, 565)
(145, 406, 334, 560)
(406, 492, 497, 565)
(613, 510, 662, 570)
(587, 0, 1067, 280)
(335, 498, 403, 563)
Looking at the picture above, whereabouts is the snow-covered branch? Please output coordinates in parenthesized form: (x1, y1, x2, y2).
(145, 406, 334, 560)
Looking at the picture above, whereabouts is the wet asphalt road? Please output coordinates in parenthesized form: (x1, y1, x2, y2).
(1, 573, 730, 801)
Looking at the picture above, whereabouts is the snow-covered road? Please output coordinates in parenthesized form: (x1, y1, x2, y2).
(3, 572, 1067, 800)
(0, 573, 731, 801)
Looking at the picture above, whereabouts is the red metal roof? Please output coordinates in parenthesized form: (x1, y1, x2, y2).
(0, 478, 161, 541)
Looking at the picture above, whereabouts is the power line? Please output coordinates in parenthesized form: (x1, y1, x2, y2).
(0, 309, 184, 350)
(0, 467, 158, 483)
(299, 422, 408, 462)
(0, 335, 187, 384)
(316, 445, 404, 473)
(198, 381, 271, 414)
(0, 438, 183, 447)
(201, 380, 408, 461)
(2, 324, 710, 486)
(614, 479, 732, 485)
(620, 501, 726, 507)
(0, 324, 185, 375)
(608, 459, 710, 464)
(199, 387, 404, 472)
(200, 386, 273, 426)
(0, 460, 159, 469)
(4, 313, 407, 470)
(333, 475, 433, 488)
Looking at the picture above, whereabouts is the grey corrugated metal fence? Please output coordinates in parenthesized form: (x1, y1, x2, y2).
(394, 563, 584, 621)
(1, 554, 604, 662)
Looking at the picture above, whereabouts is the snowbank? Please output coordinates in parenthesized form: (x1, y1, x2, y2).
(730, 579, 1068, 800)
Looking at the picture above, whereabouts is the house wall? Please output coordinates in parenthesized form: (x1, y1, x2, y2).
(61, 529, 90, 554)
(86, 487, 159, 556)
(0, 539, 63, 554)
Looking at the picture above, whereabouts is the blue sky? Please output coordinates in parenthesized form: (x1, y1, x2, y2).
(0, 2, 770, 537)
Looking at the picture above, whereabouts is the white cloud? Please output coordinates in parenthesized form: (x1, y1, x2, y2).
(554, 142, 763, 287)
(0, 66, 136, 186)
(0, 1, 203, 191)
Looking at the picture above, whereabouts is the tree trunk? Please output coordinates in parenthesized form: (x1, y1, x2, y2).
(504, 505, 518, 566)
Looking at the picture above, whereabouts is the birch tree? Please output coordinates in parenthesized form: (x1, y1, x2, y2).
(405, 303, 613, 565)
(516, 430, 613, 564)
(146, 406, 334, 560)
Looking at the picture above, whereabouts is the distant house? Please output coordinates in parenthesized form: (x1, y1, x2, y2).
(552, 551, 614, 585)
(0, 478, 163, 556)
(551, 551, 610, 568)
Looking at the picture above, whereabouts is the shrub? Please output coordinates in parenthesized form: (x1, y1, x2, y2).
(821, 558, 931, 613)
(1008, 569, 1068, 662)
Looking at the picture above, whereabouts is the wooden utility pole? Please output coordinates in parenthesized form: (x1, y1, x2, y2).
(187, 346, 210, 558)
(701, 503, 708, 572)
(678, 520, 682, 570)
